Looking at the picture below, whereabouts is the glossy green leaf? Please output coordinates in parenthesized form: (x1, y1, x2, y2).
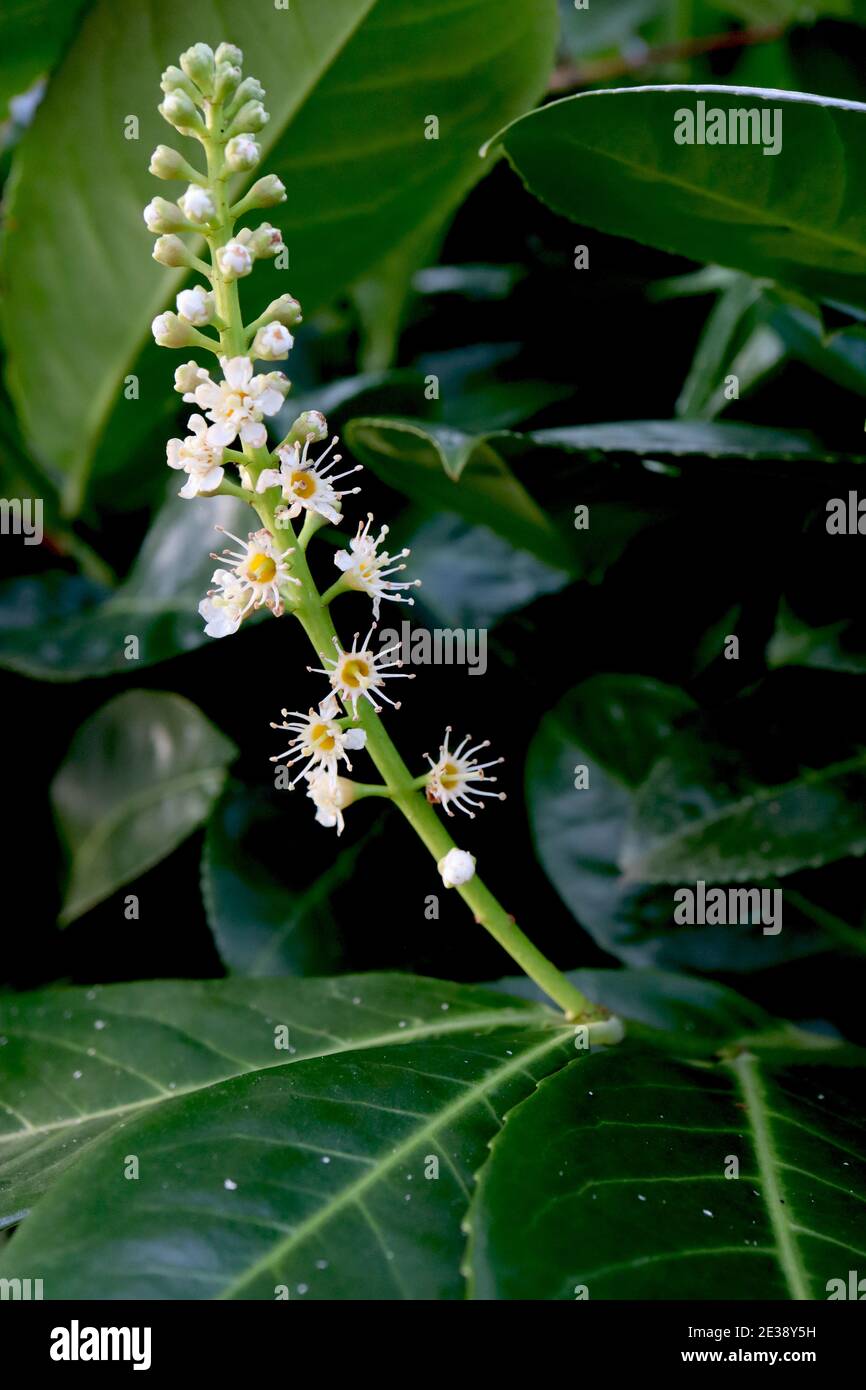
(466, 1043, 866, 1299)
(0, 977, 592, 1296)
(525, 675, 825, 971)
(0, 972, 554, 1229)
(51, 691, 236, 926)
(767, 600, 866, 676)
(0, 491, 255, 681)
(200, 782, 365, 977)
(488, 85, 866, 308)
(0, 0, 89, 118)
(2, 0, 557, 513)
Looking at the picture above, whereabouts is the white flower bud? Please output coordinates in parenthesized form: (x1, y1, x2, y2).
(152, 234, 190, 268)
(178, 184, 217, 226)
(228, 76, 265, 111)
(224, 134, 260, 172)
(216, 239, 253, 280)
(262, 293, 303, 329)
(438, 848, 476, 888)
(160, 66, 197, 98)
(149, 144, 193, 180)
(176, 285, 215, 326)
(152, 312, 195, 348)
(174, 360, 209, 395)
(245, 174, 286, 208)
(215, 42, 243, 67)
(245, 222, 283, 259)
(283, 410, 327, 448)
(227, 100, 268, 136)
(159, 90, 204, 135)
(143, 197, 188, 233)
(252, 322, 294, 360)
(213, 63, 242, 103)
(180, 43, 215, 96)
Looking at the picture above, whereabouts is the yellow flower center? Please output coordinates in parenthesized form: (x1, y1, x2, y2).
(310, 722, 336, 752)
(291, 470, 315, 499)
(439, 761, 460, 790)
(341, 657, 370, 688)
(247, 552, 276, 583)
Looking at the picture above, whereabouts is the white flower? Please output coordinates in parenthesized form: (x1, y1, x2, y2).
(334, 514, 420, 619)
(176, 285, 215, 326)
(199, 526, 299, 637)
(143, 197, 185, 233)
(426, 728, 505, 818)
(256, 435, 361, 527)
(437, 848, 476, 888)
(305, 772, 356, 836)
(270, 693, 366, 787)
(178, 184, 216, 226)
(309, 625, 413, 716)
(225, 133, 260, 171)
(192, 356, 289, 447)
(151, 311, 191, 347)
(216, 239, 253, 280)
(251, 322, 293, 360)
(166, 413, 225, 498)
(174, 360, 209, 396)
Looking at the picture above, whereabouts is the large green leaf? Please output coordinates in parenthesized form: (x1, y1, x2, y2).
(0, 976, 604, 1297)
(466, 1043, 866, 1299)
(51, 690, 236, 926)
(0, 490, 254, 681)
(0, 973, 555, 1229)
(525, 675, 826, 971)
(487, 86, 866, 309)
(0, 0, 90, 118)
(2, 0, 557, 514)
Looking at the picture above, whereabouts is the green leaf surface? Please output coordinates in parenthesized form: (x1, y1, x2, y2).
(51, 690, 236, 926)
(2, 0, 557, 513)
(525, 675, 826, 971)
(0, 976, 591, 1296)
(0, 491, 254, 681)
(0, 973, 554, 1230)
(0, 0, 89, 118)
(466, 1043, 866, 1299)
(489, 85, 866, 309)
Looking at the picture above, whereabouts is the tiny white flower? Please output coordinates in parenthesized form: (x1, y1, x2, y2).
(178, 184, 216, 226)
(176, 285, 215, 326)
(256, 435, 361, 527)
(216, 239, 253, 280)
(166, 413, 225, 498)
(305, 772, 356, 836)
(225, 133, 261, 171)
(199, 526, 300, 637)
(193, 355, 289, 447)
(152, 311, 191, 347)
(251, 322, 293, 360)
(270, 693, 366, 787)
(426, 728, 505, 818)
(438, 848, 476, 888)
(334, 514, 421, 619)
(309, 625, 413, 717)
(174, 360, 210, 397)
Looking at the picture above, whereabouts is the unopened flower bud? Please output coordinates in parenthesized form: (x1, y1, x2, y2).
(149, 144, 196, 180)
(284, 410, 327, 447)
(152, 234, 191, 268)
(143, 197, 188, 233)
(160, 65, 197, 98)
(263, 293, 303, 329)
(227, 100, 268, 136)
(174, 360, 208, 395)
(246, 174, 286, 208)
(252, 322, 294, 360)
(216, 239, 253, 280)
(438, 848, 476, 889)
(152, 311, 196, 348)
(176, 285, 215, 326)
(225, 134, 261, 172)
(245, 222, 283, 258)
(178, 184, 217, 226)
(180, 43, 215, 96)
(228, 76, 265, 111)
(159, 89, 204, 135)
(215, 42, 243, 67)
(214, 63, 242, 103)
